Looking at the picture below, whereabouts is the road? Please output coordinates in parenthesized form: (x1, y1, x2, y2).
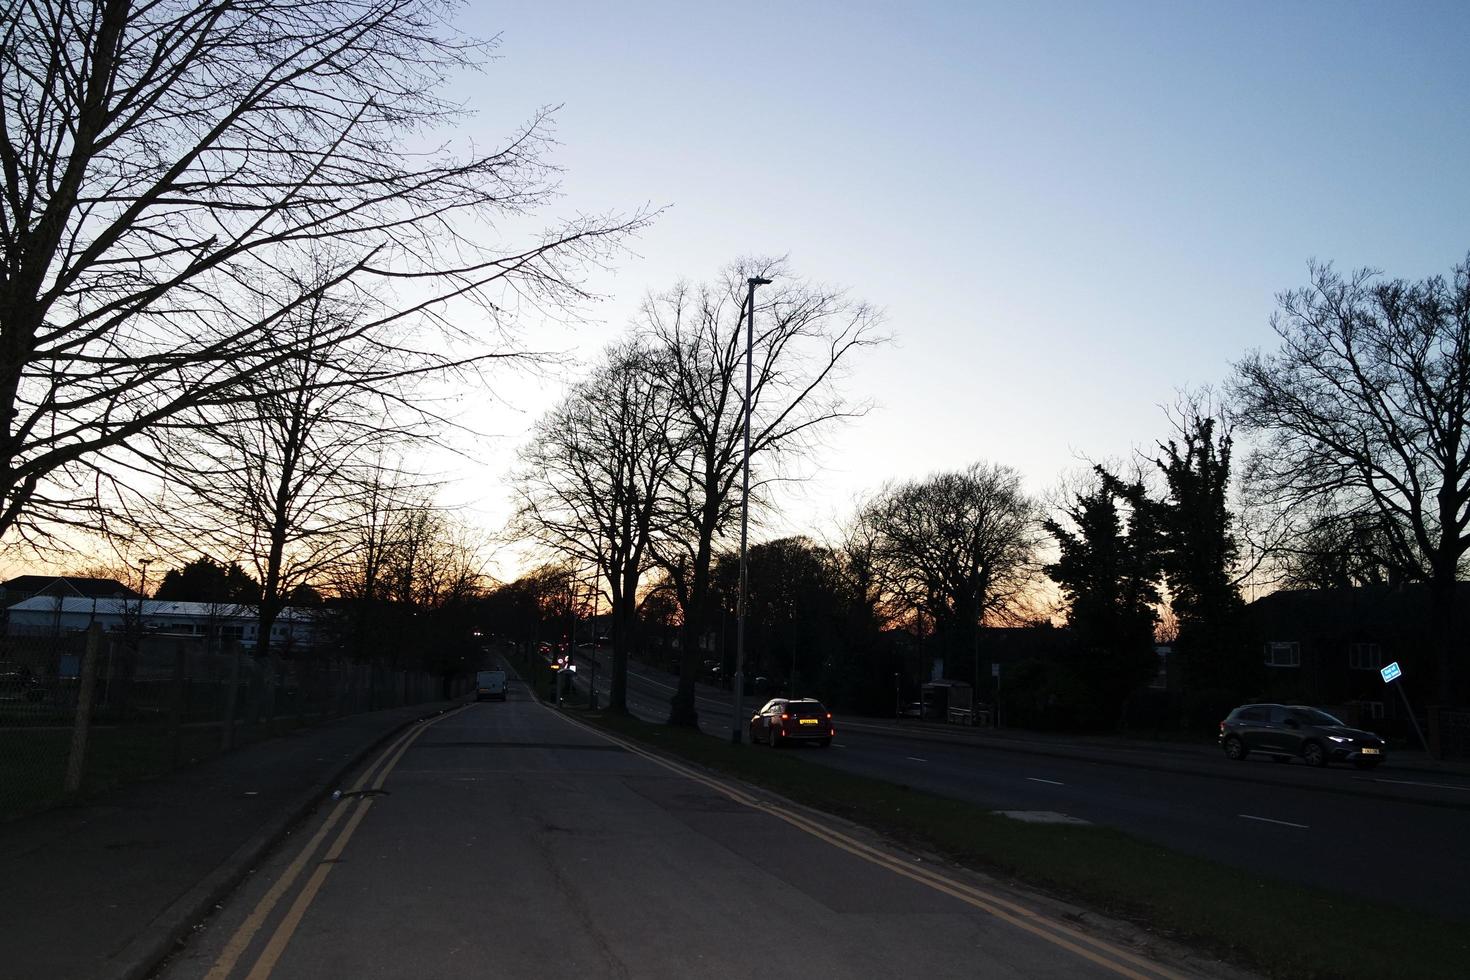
(160, 678, 1202, 980)
(575, 647, 1470, 920)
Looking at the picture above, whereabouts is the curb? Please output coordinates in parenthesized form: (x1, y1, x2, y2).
(107, 701, 463, 980)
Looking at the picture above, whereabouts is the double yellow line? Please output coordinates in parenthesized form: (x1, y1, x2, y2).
(204, 707, 464, 980)
(555, 710, 1185, 980)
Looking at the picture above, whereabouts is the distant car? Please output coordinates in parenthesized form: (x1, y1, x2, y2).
(474, 668, 507, 702)
(0, 662, 45, 703)
(749, 698, 834, 748)
(1219, 703, 1387, 769)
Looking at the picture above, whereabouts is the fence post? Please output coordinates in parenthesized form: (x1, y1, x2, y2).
(63, 624, 102, 795)
(223, 643, 242, 750)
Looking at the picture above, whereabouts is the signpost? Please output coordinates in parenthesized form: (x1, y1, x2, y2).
(1380, 661, 1431, 755)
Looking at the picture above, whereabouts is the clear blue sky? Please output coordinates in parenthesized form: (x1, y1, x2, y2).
(441, 1, 1470, 577)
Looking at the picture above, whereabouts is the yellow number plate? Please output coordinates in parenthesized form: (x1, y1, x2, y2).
(799, 718, 819, 726)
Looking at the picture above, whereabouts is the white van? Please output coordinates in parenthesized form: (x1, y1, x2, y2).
(475, 668, 508, 701)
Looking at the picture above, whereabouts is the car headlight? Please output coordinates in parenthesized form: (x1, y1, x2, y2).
(1328, 735, 1351, 743)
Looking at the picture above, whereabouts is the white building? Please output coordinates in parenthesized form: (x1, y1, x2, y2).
(5, 595, 318, 650)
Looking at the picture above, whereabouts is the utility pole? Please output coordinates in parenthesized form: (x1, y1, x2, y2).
(731, 275, 772, 744)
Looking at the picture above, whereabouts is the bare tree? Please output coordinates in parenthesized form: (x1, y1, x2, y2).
(862, 462, 1042, 684)
(641, 259, 885, 726)
(328, 481, 489, 671)
(1231, 256, 1470, 703)
(0, 1, 647, 547)
(511, 339, 682, 712)
(148, 279, 438, 657)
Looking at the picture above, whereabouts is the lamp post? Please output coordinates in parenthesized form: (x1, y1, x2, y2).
(731, 275, 772, 744)
(136, 557, 152, 633)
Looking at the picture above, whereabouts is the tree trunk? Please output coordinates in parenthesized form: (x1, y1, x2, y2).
(1429, 573, 1459, 707)
(607, 575, 630, 714)
(669, 533, 714, 727)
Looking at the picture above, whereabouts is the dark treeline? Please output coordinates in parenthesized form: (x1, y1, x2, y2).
(503, 253, 1470, 732)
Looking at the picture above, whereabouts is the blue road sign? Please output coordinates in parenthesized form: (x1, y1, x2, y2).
(1380, 661, 1402, 683)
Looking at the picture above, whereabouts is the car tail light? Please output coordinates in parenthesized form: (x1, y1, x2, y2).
(1219, 721, 1226, 732)
(826, 713, 832, 719)
(780, 713, 789, 720)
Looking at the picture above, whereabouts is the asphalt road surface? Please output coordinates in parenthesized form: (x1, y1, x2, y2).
(577, 648, 1470, 920)
(159, 680, 1203, 980)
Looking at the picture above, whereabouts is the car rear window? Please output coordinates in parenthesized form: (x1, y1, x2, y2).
(787, 701, 826, 716)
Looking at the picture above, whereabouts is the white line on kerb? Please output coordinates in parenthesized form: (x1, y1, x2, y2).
(1027, 777, 1064, 786)
(1239, 813, 1310, 829)
(907, 756, 928, 763)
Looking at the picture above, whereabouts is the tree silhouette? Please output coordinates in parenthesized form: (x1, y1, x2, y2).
(1044, 469, 1162, 725)
(640, 259, 884, 726)
(1233, 256, 1470, 703)
(0, 1, 646, 547)
(154, 558, 260, 604)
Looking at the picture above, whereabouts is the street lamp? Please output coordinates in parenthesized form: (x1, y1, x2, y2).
(136, 557, 152, 632)
(731, 275, 772, 744)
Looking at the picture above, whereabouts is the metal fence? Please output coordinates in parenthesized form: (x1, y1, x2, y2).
(0, 624, 469, 821)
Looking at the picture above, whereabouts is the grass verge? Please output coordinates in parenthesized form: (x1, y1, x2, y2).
(579, 708, 1465, 980)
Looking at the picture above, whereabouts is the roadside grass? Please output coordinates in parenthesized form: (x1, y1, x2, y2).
(0, 717, 310, 821)
(580, 708, 1466, 980)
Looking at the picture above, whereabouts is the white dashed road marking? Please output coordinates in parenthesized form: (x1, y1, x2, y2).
(1027, 777, 1065, 786)
(1239, 813, 1310, 829)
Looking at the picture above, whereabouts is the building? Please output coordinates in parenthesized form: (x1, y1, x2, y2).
(5, 595, 318, 652)
(2, 575, 138, 605)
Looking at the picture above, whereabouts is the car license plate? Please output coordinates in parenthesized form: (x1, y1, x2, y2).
(799, 718, 819, 726)
(1361, 747, 1381, 755)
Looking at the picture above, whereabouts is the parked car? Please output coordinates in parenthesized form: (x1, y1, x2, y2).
(898, 701, 923, 719)
(0, 662, 46, 703)
(749, 698, 834, 748)
(1219, 703, 1387, 769)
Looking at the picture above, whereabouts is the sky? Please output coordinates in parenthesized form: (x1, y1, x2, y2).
(437, 0, 1470, 581)
(29, 1, 1468, 585)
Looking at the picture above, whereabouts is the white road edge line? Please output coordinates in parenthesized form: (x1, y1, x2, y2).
(1238, 813, 1310, 829)
(1027, 777, 1064, 786)
(907, 756, 928, 763)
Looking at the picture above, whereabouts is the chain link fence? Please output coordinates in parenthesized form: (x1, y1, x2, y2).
(0, 624, 470, 821)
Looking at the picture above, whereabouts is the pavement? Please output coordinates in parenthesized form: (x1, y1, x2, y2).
(3, 674, 1466, 980)
(0, 698, 462, 980)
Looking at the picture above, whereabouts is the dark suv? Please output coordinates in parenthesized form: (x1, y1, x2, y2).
(1219, 703, 1386, 769)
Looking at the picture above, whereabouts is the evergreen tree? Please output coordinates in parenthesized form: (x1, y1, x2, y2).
(1044, 469, 1162, 726)
(153, 557, 260, 604)
(1152, 415, 1252, 711)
